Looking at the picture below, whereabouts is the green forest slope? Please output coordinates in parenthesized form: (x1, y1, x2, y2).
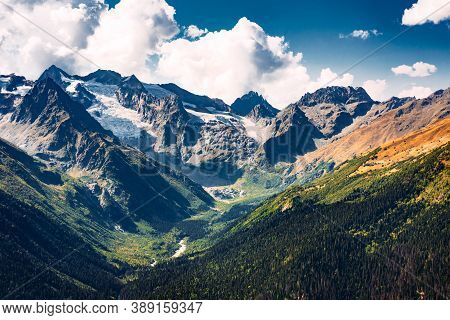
(122, 143, 450, 299)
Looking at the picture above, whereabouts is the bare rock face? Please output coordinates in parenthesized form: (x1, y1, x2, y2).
(160, 83, 230, 113)
(298, 86, 372, 107)
(261, 104, 323, 164)
(0, 77, 213, 223)
(231, 91, 278, 118)
(116, 75, 154, 110)
(72, 83, 97, 108)
(247, 103, 279, 121)
(139, 95, 191, 153)
(0, 93, 19, 115)
(138, 94, 258, 184)
(296, 86, 375, 137)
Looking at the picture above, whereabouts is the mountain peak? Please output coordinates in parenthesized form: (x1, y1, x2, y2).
(37, 65, 71, 87)
(80, 69, 122, 85)
(231, 91, 276, 117)
(380, 96, 413, 111)
(39, 65, 70, 78)
(121, 74, 144, 89)
(299, 86, 373, 107)
(246, 91, 260, 97)
(30, 77, 65, 97)
(13, 77, 111, 138)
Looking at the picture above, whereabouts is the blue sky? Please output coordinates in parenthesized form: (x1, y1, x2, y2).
(1, 0, 448, 106)
(172, 0, 450, 94)
(105, 0, 449, 103)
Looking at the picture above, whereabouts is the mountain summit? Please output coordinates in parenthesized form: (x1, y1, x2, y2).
(231, 91, 278, 117)
(37, 65, 71, 87)
(80, 69, 122, 85)
(116, 74, 152, 109)
(298, 86, 373, 107)
(294, 86, 375, 137)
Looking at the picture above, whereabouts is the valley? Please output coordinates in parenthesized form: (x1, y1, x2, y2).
(0, 66, 448, 299)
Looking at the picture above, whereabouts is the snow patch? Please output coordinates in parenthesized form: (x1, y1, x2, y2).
(241, 116, 273, 143)
(0, 76, 31, 96)
(185, 107, 236, 124)
(65, 79, 82, 93)
(86, 82, 157, 141)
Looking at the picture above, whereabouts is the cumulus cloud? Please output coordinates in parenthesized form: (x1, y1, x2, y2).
(0, 0, 354, 107)
(150, 18, 308, 106)
(78, 0, 179, 78)
(0, 0, 105, 78)
(339, 29, 382, 40)
(185, 25, 208, 39)
(391, 61, 437, 77)
(0, 0, 179, 79)
(151, 18, 353, 107)
(402, 0, 450, 25)
(362, 79, 387, 101)
(398, 85, 433, 98)
(313, 68, 354, 88)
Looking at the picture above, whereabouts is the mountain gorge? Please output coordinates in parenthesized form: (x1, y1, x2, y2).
(124, 138, 450, 299)
(8, 66, 423, 190)
(0, 64, 448, 299)
(0, 75, 213, 228)
(0, 138, 122, 299)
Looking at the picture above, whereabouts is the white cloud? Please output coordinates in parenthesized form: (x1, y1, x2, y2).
(402, 0, 450, 25)
(151, 17, 311, 106)
(398, 86, 433, 98)
(78, 0, 179, 79)
(370, 29, 382, 36)
(0, 0, 105, 78)
(0, 0, 179, 80)
(363, 79, 387, 101)
(0, 0, 355, 108)
(150, 18, 353, 107)
(391, 61, 437, 77)
(185, 25, 208, 39)
(351, 30, 370, 40)
(339, 29, 382, 40)
(313, 68, 354, 88)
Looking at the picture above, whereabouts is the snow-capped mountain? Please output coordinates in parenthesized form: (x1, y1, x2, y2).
(25, 66, 278, 185)
(2, 65, 428, 188)
(0, 76, 213, 223)
(0, 74, 33, 95)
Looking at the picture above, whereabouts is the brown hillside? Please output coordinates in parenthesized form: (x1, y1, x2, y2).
(294, 89, 450, 173)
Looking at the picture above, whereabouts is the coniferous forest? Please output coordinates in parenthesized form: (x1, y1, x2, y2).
(122, 145, 450, 299)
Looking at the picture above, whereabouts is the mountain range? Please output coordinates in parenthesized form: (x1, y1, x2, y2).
(0, 65, 448, 299)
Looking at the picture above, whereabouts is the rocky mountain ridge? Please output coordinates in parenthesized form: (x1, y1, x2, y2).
(0, 76, 213, 225)
(293, 88, 450, 179)
(2, 65, 448, 189)
(295, 86, 375, 137)
(230, 91, 279, 118)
